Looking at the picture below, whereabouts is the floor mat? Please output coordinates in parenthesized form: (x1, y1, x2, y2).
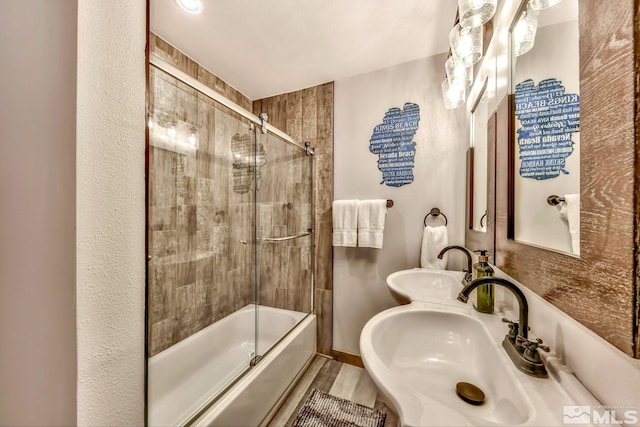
(292, 389, 386, 427)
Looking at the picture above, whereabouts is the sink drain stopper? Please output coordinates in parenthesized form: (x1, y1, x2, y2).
(455, 382, 486, 405)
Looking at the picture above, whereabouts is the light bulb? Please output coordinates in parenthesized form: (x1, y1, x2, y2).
(167, 124, 177, 138)
(442, 79, 466, 109)
(188, 127, 197, 146)
(175, 0, 202, 14)
(446, 56, 473, 89)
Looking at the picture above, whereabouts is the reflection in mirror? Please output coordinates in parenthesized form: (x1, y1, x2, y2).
(511, 0, 580, 255)
(471, 80, 489, 232)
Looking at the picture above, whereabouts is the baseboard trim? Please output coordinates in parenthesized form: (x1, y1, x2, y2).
(330, 349, 364, 368)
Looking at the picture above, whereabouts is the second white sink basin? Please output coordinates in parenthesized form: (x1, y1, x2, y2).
(386, 268, 465, 304)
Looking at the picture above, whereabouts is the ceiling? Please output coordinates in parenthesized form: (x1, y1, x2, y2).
(150, 0, 458, 100)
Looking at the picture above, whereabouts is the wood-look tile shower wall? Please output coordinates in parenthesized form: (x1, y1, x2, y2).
(148, 34, 334, 356)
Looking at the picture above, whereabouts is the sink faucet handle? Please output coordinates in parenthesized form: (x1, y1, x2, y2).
(501, 317, 519, 328)
(462, 270, 472, 285)
(534, 338, 550, 353)
(502, 318, 519, 341)
(521, 337, 551, 363)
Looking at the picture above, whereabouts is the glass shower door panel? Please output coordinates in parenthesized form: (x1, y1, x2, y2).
(256, 132, 313, 358)
(147, 66, 257, 426)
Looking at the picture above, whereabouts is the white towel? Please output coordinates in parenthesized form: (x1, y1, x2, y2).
(420, 225, 449, 269)
(332, 200, 358, 247)
(357, 199, 387, 249)
(565, 194, 580, 256)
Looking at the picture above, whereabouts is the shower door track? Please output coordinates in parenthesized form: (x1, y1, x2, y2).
(149, 52, 310, 154)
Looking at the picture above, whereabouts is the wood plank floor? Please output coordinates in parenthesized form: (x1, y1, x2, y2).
(267, 356, 399, 427)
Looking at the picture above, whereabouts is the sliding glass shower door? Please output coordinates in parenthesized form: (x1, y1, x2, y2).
(255, 131, 313, 358)
(147, 66, 258, 425)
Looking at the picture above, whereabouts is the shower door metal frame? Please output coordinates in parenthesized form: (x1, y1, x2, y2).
(150, 53, 308, 152)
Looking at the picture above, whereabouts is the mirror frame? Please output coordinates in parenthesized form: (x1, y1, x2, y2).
(465, 111, 496, 256)
(494, 0, 638, 357)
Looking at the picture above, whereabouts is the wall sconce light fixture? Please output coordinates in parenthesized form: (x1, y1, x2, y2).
(458, 0, 497, 29)
(449, 23, 483, 67)
(446, 56, 473, 89)
(442, 78, 466, 109)
(529, 0, 563, 10)
(513, 2, 540, 57)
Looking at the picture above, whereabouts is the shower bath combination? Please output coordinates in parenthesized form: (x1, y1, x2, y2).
(146, 55, 316, 426)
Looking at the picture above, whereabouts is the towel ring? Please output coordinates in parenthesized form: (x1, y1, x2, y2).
(480, 211, 487, 228)
(424, 208, 448, 227)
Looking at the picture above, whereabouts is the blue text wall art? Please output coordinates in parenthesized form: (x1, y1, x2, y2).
(369, 102, 420, 187)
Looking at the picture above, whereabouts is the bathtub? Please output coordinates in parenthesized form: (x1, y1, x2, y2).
(148, 304, 316, 426)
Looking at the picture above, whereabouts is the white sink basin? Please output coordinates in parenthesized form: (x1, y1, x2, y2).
(361, 303, 589, 426)
(386, 268, 464, 304)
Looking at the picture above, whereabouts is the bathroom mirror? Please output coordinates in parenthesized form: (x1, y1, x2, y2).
(496, 0, 638, 357)
(510, 0, 580, 255)
(471, 79, 489, 233)
(465, 91, 495, 256)
(464, 15, 496, 256)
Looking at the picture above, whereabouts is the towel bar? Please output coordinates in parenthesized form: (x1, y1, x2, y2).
(262, 231, 311, 242)
(424, 208, 448, 227)
(547, 195, 565, 206)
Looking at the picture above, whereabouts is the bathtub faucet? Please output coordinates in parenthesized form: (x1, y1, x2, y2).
(457, 277, 550, 378)
(437, 245, 472, 285)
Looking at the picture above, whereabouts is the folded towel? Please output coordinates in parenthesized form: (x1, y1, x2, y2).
(357, 199, 388, 249)
(565, 194, 580, 255)
(420, 225, 449, 269)
(332, 200, 358, 247)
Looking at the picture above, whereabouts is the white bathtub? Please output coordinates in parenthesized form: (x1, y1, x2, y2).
(148, 304, 316, 426)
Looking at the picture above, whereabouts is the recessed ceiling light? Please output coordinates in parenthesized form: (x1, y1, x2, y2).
(175, 0, 202, 14)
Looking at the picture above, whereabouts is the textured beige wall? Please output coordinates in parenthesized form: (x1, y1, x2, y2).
(0, 1, 78, 424)
(76, 0, 146, 425)
(333, 54, 469, 355)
